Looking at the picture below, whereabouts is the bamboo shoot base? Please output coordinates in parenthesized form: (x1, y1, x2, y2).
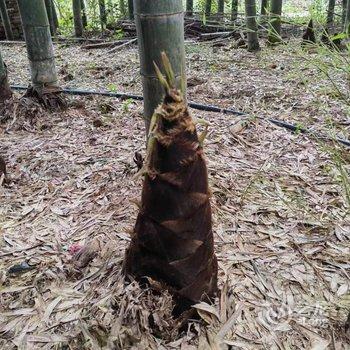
(24, 85, 66, 110)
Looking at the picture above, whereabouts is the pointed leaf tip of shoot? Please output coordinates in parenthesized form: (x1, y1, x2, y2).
(160, 52, 175, 87)
(153, 60, 170, 91)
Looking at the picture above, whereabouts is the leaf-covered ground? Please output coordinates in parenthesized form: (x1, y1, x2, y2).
(0, 39, 349, 349)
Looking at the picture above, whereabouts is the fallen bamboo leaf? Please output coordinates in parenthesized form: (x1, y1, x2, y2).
(193, 302, 220, 324)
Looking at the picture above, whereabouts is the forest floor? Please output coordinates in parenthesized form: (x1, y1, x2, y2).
(0, 39, 349, 349)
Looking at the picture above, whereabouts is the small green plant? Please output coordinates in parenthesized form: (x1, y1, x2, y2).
(90, 61, 98, 68)
(290, 30, 350, 107)
(295, 122, 304, 134)
(209, 63, 219, 72)
(310, 41, 350, 105)
(122, 98, 134, 112)
(113, 29, 124, 40)
(107, 83, 118, 92)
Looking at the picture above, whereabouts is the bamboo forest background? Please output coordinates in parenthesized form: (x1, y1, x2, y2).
(53, 0, 342, 34)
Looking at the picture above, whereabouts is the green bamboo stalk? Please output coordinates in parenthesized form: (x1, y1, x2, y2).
(245, 0, 260, 51)
(73, 0, 83, 37)
(52, 0, 59, 29)
(119, 0, 126, 17)
(343, 0, 347, 26)
(134, 0, 186, 132)
(186, 0, 194, 16)
(218, 0, 224, 19)
(0, 50, 11, 100)
(0, 0, 13, 40)
(99, 0, 107, 29)
(205, 0, 212, 17)
(268, 0, 282, 44)
(17, 0, 58, 90)
(81, 0, 88, 28)
(128, 0, 134, 20)
(45, 0, 56, 35)
(231, 0, 238, 21)
(345, 0, 350, 34)
(107, 0, 114, 19)
(326, 0, 335, 28)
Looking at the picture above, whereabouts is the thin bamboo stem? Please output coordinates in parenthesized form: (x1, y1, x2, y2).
(205, 0, 212, 17)
(81, 0, 88, 28)
(245, 0, 260, 51)
(186, 0, 194, 16)
(128, 0, 134, 20)
(326, 0, 335, 28)
(231, 0, 238, 21)
(99, 0, 107, 29)
(73, 0, 83, 37)
(268, 0, 282, 44)
(45, 0, 56, 35)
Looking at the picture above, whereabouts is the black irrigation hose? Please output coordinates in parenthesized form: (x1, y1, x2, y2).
(10, 85, 245, 116)
(11, 85, 144, 101)
(10, 85, 350, 148)
(267, 118, 350, 148)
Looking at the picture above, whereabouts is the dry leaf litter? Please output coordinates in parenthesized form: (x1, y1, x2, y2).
(0, 40, 349, 349)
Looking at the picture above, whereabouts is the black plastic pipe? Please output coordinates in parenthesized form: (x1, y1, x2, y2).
(10, 85, 245, 116)
(10, 85, 350, 147)
(267, 118, 350, 148)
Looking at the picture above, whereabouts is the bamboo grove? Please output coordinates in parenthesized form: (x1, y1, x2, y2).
(0, 1, 349, 48)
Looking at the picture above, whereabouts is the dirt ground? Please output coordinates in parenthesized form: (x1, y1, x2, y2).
(0, 38, 349, 349)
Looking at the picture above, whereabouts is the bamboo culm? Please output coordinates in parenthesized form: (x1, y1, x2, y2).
(342, 0, 347, 26)
(326, 0, 335, 28)
(128, 0, 134, 20)
(119, 0, 126, 17)
(0, 0, 13, 40)
(45, 0, 56, 35)
(81, 0, 88, 28)
(268, 0, 282, 44)
(231, 0, 238, 21)
(17, 0, 58, 89)
(52, 0, 59, 29)
(73, 0, 83, 37)
(245, 0, 260, 51)
(205, 0, 212, 17)
(99, 0, 107, 28)
(218, 0, 224, 18)
(345, 0, 350, 34)
(133, 0, 186, 133)
(186, 0, 194, 16)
